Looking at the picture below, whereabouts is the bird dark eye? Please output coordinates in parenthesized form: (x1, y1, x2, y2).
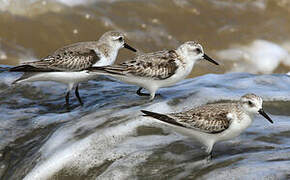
(118, 37, 123, 42)
(248, 101, 253, 106)
(195, 48, 201, 54)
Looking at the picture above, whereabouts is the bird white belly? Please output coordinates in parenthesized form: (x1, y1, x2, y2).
(158, 63, 194, 88)
(115, 76, 156, 90)
(217, 114, 253, 142)
(92, 52, 117, 67)
(19, 71, 93, 85)
(165, 123, 215, 148)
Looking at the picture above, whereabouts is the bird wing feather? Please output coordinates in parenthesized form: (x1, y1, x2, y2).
(20, 42, 101, 72)
(142, 103, 234, 134)
(93, 50, 179, 80)
(170, 104, 233, 133)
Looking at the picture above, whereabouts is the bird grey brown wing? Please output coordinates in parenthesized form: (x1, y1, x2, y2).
(10, 45, 100, 72)
(89, 50, 179, 80)
(142, 103, 233, 134)
(172, 105, 231, 134)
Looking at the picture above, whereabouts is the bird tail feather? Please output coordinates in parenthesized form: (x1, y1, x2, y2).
(141, 110, 185, 127)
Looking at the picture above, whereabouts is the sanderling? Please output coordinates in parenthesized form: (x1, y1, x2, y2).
(141, 93, 273, 158)
(9, 31, 137, 109)
(88, 41, 219, 101)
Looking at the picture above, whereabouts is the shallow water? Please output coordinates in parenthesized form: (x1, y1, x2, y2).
(0, 0, 290, 179)
(0, 71, 290, 179)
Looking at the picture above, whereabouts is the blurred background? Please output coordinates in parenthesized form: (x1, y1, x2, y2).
(1, 1, 290, 179)
(1, 0, 290, 77)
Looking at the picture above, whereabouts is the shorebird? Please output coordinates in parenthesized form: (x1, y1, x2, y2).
(87, 41, 219, 101)
(141, 93, 273, 158)
(9, 31, 137, 109)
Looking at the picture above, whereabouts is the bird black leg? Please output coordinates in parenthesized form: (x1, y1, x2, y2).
(75, 85, 83, 106)
(65, 91, 70, 110)
(206, 152, 213, 161)
(209, 151, 213, 159)
(136, 87, 150, 96)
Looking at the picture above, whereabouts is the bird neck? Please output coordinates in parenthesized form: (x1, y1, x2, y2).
(238, 103, 256, 120)
(97, 43, 119, 65)
(175, 49, 199, 67)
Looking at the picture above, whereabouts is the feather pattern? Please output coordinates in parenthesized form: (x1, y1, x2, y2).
(20, 42, 101, 72)
(90, 50, 180, 80)
(143, 103, 244, 134)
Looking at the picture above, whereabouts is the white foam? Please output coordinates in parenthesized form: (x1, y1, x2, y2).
(97, 134, 183, 179)
(0, 0, 124, 16)
(216, 40, 290, 74)
(24, 103, 181, 180)
(281, 41, 290, 66)
(210, 0, 267, 10)
(200, 156, 289, 180)
(14, 72, 290, 179)
(0, 0, 64, 16)
(0, 45, 7, 60)
(55, 0, 117, 6)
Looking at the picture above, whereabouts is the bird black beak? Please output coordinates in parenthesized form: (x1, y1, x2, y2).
(124, 43, 137, 52)
(258, 108, 273, 124)
(203, 53, 219, 65)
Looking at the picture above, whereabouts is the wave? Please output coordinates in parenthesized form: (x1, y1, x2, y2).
(216, 40, 290, 74)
